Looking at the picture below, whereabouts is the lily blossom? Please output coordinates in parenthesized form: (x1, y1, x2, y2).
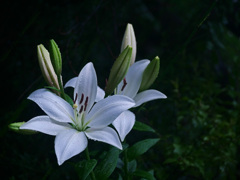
(112, 60, 167, 141)
(64, 77, 105, 102)
(20, 62, 135, 165)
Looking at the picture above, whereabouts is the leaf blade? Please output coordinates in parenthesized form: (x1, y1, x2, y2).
(127, 138, 160, 161)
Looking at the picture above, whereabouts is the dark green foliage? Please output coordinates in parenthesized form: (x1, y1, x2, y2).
(133, 121, 155, 133)
(75, 159, 97, 180)
(127, 138, 160, 161)
(94, 147, 120, 179)
(1, 0, 240, 179)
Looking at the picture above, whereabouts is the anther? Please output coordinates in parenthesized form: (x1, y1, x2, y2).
(84, 96, 89, 111)
(79, 105, 84, 113)
(79, 93, 84, 104)
(121, 78, 127, 91)
(74, 93, 78, 104)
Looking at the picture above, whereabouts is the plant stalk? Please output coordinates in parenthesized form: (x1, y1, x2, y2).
(85, 147, 96, 180)
(123, 149, 130, 180)
(57, 75, 66, 100)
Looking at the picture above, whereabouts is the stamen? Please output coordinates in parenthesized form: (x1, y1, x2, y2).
(84, 96, 89, 111)
(79, 105, 84, 113)
(121, 78, 127, 91)
(79, 93, 84, 104)
(73, 104, 78, 109)
(74, 93, 78, 104)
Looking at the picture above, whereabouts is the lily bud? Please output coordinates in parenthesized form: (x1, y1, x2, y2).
(105, 46, 132, 95)
(37, 44, 60, 89)
(8, 122, 37, 134)
(49, 39, 62, 76)
(121, 23, 136, 65)
(139, 56, 160, 92)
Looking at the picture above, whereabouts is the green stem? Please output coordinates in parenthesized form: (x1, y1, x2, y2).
(123, 149, 129, 180)
(57, 75, 66, 100)
(85, 147, 96, 180)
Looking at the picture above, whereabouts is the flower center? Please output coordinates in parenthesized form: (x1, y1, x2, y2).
(72, 93, 89, 131)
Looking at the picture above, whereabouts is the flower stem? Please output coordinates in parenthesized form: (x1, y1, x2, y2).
(123, 149, 130, 180)
(85, 147, 96, 180)
(57, 75, 66, 100)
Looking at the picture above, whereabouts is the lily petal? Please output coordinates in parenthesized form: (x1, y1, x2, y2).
(134, 89, 167, 107)
(74, 63, 97, 113)
(85, 127, 122, 150)
(55, 129, 88, 165)
(65, 77, 105, 102)
(20, 116, 71, 135)
(86, 95, 135, 128)
(112, 111, 135, 142)
(64, 77, 77, 88)
(96, 86, 105, 102)
(28, 89, 74, 123)
(117, 60, 150, 98)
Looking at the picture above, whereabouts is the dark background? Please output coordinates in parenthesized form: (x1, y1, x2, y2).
(1, 0, 240, 179)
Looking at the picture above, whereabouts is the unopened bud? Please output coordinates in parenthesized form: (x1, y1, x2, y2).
(37, 44, 60, 89)
(121, 23, 136, 65)
(139, 56, 160, 92)
(49, 39, 62, 76)
(8, 122, 37, 134)
(105, 46, 132, 95)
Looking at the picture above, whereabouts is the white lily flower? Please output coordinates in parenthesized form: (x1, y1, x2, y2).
(112, 60, 167, 141)
(64, 77, 105, 102)
(20, 62, 135, 165)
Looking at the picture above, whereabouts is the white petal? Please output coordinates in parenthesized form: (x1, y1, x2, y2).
(86, 95, 135, 128)
(96, 86, 105, 102)
(20, 116, 71, 135)
(74, 63, 97, 113)
(85, 127, 122, 150)
(134, 89, 167, 107)
(65, 77, 105, 102)
(117, 60, 150, 98)
(28, 89, 74, 123)
(55, 129, 87, 165)
(112, 111, 135, 142)
(64, 77, 77, 88)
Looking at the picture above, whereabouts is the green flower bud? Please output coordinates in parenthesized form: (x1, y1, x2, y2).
(8, 122, 37, 134)
(105, 46, 132, 95)
(121, 23, 136, 65)
(139, 56, 160, 92)
(49, 39, 62, 76)
(37, 44, 60, 89)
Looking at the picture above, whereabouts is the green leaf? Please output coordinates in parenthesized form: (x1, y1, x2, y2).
(94, 147, 120, 179)
(127, 160, 137, 173)
(45, 86, 73, 105)
(133, 169, 156, 180)
(127, 138, 160, 161)
(64, 93, 74, 106)
(75, 159, 97, 180)
(133, 121, 155, 133)
(45, 86, 61, 92)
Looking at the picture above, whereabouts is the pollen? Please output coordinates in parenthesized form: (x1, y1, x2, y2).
(73, 103, 78, 109)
